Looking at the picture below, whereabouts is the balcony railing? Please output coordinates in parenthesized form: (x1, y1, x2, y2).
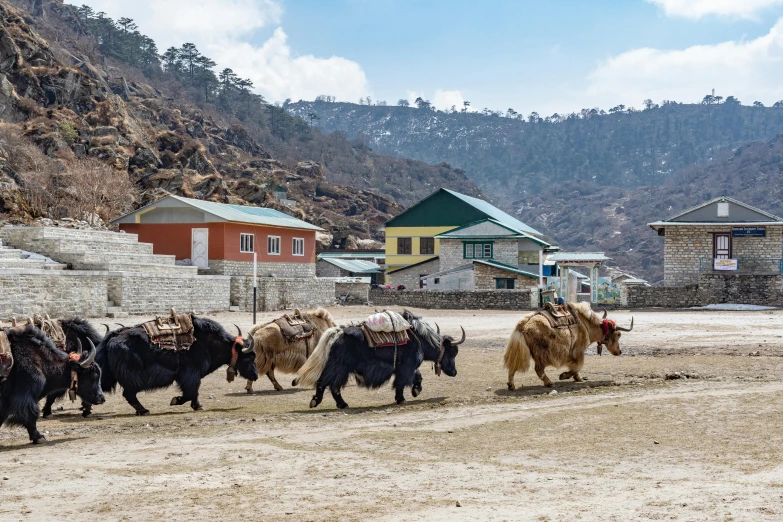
(699, 258, 783, 274)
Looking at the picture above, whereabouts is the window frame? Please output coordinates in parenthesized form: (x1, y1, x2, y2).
(267, 235, 281, 256)
(397, 237, 412, 255)
(495, 278, 516, 290)
(463, 241, 493, 259)
(239, 233, 255, 253)
(292, 237, 305, 256)
(420, 237, 435, 255)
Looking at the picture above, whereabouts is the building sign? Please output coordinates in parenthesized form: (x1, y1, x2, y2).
(732, 227, 766, 237)
(714, 259, 738, 271)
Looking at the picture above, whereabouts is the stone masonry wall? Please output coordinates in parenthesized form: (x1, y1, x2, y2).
(316, 260, 346, 278)
(387, 257, 440, 289)
(439, 238, 518, 272)
(473, 262, 538, 290)
(626, 274, 783, 307)
(664, 225, 783, 286)
(110, 273, 231, 314)
(335, 281, 369, 304)
(202, 260, 315, 278)
(0, 271, 108, 317)
(231, 277, 335, 311)
(369, 288, 533, 310)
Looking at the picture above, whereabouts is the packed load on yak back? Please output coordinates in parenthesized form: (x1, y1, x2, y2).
(0, 318, 33, 380)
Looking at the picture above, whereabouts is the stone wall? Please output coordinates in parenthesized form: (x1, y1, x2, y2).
(335, 281, 369, 304)
(0, 270, 108, 317)
(369, 288, 533, 310)
(473, 262, 538, 290)
(202, 260, 315, 278)
(664, 225, 783, 286)
(439, 238, 518, 272)
(110, 273, 231, 314)
(625, 274, 783, 307)
(316, 260, 346, 278)
(231, 277, 335, 311)
(387, 257, 440, 289)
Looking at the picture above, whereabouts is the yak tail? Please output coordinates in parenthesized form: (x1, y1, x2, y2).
(503, 317, 532, 375)
(295, 326, 343, 388)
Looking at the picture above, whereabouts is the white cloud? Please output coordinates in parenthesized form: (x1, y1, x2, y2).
(432, 89, 465, 111)
(583, 18, 783, 109)
(69, 0, 369, 103)
(647, 0, 783, 19)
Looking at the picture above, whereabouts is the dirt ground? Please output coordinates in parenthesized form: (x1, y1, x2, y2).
(2, 307, 783, 521)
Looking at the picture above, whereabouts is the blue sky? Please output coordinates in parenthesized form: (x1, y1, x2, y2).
(73, 0, 783, 114)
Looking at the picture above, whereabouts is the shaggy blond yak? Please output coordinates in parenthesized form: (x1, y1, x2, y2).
(503, 303, 633, 389)
(245, 308, 336, 392)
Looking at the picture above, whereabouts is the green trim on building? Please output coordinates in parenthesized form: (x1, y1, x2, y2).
(463, 241, 494, 259)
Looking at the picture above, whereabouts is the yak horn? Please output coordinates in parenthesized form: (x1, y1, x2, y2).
(616, 317, 634, 332)
(602, 309, 608, 319)
(242, 335, 254, 353)
(452, 326, 466, 346)
(115, 323, 126, 328)
(234, 324, 243, 338)
(80, 338, 96, 367)
(102, 323, 110, 335)
(75, 338, 83, 355)
(435, 323, 440, 335)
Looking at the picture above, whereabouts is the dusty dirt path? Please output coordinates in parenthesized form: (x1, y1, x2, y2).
(2, 307, 783, 521)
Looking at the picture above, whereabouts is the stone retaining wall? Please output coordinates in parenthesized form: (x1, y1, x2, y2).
(109, 273, 231, 314)
(231, 277, 335, 311)
(335, 281, 369, 304)
(369, 288, 533, 310)
(0, 270, 108, 317)
(202, 260, 315, 278)
(625, 274, 783, 307)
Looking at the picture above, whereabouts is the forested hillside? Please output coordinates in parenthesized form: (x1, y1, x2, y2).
(289, 99, 783, 282)
(0, 0, 481, 247)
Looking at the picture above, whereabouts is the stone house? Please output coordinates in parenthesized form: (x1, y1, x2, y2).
(648, 196, 783, 286)
(316, 255, 383, 285)
(113, 195, 323, 277)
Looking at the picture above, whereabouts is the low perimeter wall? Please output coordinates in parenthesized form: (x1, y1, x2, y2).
(0, 270, 108, 317)
(369, 288, 534, 310)
(231, 277, 336, 311)
(626, 274, 783, 308)
(335, 281, 370, 304)
(109, 273, 231, 315)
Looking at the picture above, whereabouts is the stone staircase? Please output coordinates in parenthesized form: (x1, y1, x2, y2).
(0, 227, 197, 275)
(0, 238, 65, 271)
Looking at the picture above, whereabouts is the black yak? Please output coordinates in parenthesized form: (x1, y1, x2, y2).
(82, 317, 258, 416)
(41, 318, 105, 418)
(297, 310, 463, 409)
(0, 326, 104, 444)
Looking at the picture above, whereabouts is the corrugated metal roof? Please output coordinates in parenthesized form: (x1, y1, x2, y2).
(319, 258, 382, 273)
(661, 196, 783, 223)
(436, 218, 551, 247)
(550, 252, 609, 262)
(169, 195, 323, 230)
(443, 189, 543, 236)
(474, 259, 540, 279)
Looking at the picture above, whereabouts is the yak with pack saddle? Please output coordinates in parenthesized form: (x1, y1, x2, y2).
(82, 310, 258, 416)
(0, 325, 103, 444)
(296, 310, 464, 409)
(503, 302, 633, 389)
(245, 308, 336, 393)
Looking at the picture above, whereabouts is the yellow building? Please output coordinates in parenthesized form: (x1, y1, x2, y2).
(384, 188, 547, 280)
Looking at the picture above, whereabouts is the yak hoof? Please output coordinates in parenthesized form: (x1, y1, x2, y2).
(82, 410, 92, 418)
(507, 383, 515, 391)
(32, 436, 47, 445)
(169, 397, 180, 406)
(412, 387, 421, 398)
(245, 388, 253, 394)
(309, 398, 318, 408)
(337, 402, 349, 409)
(544, 383, 554, 388)
(396, 398, 405, 405)
(559, 372, 571, 381)
(135, 409, 150, 416)
(291, 378, 299, 387)
(41, 412, 52, 419)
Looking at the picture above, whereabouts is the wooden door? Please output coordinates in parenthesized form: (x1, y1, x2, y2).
(713, 233, 731, 259)
(191, 228, 209, 269)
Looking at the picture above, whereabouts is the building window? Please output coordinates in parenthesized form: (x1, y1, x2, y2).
(293, 237, 304, 256)
(717, 202, 729, 217)
(434, 277, 440, 284)
(464, 242, 493, 259)
(268, 236, 281, 255)
(420, 237, 435, 255)
(496, 278, 516, 289)
(240, 233, 254, 253)
(397, 237, 412, 255)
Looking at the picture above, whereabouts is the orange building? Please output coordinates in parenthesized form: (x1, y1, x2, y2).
(112, 195, 323, 277)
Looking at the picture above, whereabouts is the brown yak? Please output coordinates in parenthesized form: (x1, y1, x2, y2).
(245, 308, 336, 393)
(503, 302, 633, 389)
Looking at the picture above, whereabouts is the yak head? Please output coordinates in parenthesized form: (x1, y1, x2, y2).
(231, 324, 259, 382)
(70, 338, 105, 405)
(435, 325, 465, 377)
(597, 310, 633, 356)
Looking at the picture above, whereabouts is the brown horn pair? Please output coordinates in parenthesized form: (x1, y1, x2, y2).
(452, 326, 466, 346)
(615, 317, 634, 332)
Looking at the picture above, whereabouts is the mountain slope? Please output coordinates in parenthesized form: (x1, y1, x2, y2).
(0, 0, 481, 247)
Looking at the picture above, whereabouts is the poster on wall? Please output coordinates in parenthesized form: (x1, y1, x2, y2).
(714, 259, 738, 271)
(596, 278, 621, 304)
(732, 227, 766, 237)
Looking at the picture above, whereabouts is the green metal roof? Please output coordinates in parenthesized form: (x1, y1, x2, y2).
(436, 218, 551, 246)
(167, 196, 323, 231)
(444, 190, 542, 236)
(550, 252, 609, 263)
(474, 259, 540, 279)
(318, 258, 382, 273)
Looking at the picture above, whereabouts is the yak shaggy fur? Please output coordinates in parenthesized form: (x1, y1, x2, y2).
(245, 308, 336, 392)
(503, 302, 625, 389)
